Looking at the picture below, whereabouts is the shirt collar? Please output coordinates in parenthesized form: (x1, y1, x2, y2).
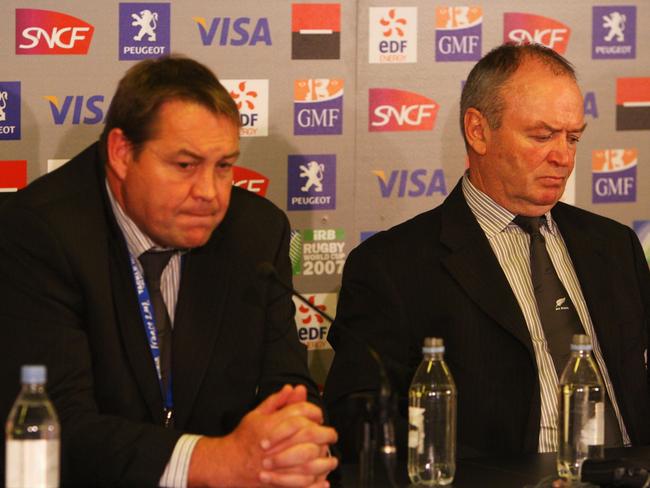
(461, 171, 558, 237)
(105, 179, 169, 258)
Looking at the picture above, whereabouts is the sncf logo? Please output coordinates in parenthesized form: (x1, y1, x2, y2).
(368, 89, 438, 132)
(16, 9, 94, 54)
(232, 166, 269, 197)
(503, 13, 570, 54)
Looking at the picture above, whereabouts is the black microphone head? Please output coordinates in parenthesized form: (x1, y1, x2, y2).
(256, 261, 277, 280)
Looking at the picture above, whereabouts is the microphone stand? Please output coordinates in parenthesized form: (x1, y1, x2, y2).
(257, 262, 398, 488)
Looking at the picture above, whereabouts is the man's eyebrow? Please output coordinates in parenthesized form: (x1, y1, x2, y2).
(170, 149, 241, 160)
(571, 123, 588, 134)
(529, 122, 588, 133)
(172, 148, 203, 160)
(223, 150, 241, 160)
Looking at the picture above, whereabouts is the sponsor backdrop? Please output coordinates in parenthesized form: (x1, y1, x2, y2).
(1, 1, 648, 387)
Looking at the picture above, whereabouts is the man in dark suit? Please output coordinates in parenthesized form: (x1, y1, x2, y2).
(0, 56, 337, 487)
(324, 44, 650, 461)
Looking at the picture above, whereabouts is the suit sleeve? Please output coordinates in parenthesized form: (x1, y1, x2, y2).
(0, 204, 180, 488)
(628, 227, 650, 392)
(323, 240, 414, 461)
(256, 212, 321, 408)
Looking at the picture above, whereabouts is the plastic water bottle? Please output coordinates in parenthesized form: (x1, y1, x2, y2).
(557, 334, 605, 481)
(408, 337, 456, 486)
(5, 365, 60, 488)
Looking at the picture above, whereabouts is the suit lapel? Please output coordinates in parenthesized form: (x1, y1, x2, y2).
(98, 169, 166, 423)
(439, 182, 534, 357)
(171, 231, 233, 428)
(552, 205, 617, 355)
(109, 239, 166, 422)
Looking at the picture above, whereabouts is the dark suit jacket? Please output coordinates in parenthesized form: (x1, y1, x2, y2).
(0, 143, 319, 487)
(324, 180, 650, 460)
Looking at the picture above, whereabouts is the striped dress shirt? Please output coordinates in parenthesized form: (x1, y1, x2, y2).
(107, 181, 200, 488)
(462, 174, 630, 452)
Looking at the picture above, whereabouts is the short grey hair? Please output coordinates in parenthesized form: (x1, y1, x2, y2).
(460, 43, 576, 145)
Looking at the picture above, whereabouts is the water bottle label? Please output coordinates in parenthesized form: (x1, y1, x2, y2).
(580, 402, 604, 447)
(408, 406, 425, 452)
(5, 439, 59, 488)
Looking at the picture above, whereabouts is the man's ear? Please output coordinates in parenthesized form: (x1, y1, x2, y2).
(463, 108, 489, 156)
(106, 128, 132, 181)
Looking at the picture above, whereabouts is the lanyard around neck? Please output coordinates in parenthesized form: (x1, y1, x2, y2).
(128, 253, 174, 413)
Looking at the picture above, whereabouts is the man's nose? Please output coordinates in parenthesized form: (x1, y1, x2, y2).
(192, 166, 218, 201)
(548, 136, 573, 166)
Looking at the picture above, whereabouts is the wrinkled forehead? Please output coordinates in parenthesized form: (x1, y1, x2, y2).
(501, 61, 583, 112)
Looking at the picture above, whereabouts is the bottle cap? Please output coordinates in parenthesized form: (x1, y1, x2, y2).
(423, 337, 445, 354)
(21, 365, 47, 384)
(570, 334, 593, 351)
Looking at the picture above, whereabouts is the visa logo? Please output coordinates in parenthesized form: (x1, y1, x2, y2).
(373, 169, 447, 197)
(193, 17, 272, 46)
(369, 89, 438, 132)
(44, 95, 105, 125)
(16, 9, 94, 54)
(584, 91, 598, 118)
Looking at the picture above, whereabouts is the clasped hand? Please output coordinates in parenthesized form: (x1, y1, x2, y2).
(189, 384, 338, 487)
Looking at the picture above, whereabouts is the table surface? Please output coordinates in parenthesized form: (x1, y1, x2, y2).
(340, 446, 650, 487)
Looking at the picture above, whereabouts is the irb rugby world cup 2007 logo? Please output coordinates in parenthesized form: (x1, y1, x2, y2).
(290, 229, 346, 277)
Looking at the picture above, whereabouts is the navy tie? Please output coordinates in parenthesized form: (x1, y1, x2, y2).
(513, 216, 582, 375)
(139, 250, 175, 399)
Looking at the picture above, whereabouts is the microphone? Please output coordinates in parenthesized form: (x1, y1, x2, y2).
(256, 261, 398, 487)
(256, 261, 336, 322)
(581, 458, 650, 487)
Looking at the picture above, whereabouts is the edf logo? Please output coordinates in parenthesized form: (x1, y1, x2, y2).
(592, 149, 637, 203)
(368, 7, 417, 64)
(193, 16, 271, 46)
(45, 95, 106, 125)
(294, 79, 343, 135)
(222, 79, 269, 137)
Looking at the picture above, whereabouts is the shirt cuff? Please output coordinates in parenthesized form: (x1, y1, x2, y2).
(159, 434, 202, 488)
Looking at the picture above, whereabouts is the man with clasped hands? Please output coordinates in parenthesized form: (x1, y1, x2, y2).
(0, 56, 337, 487)
(325, 43, 650, 460)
